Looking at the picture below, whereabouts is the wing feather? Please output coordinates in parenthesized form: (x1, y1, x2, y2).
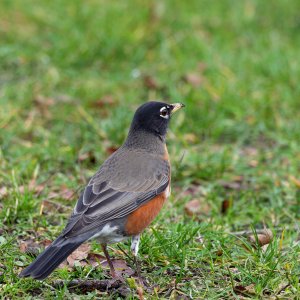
(62, 148, 170, 238)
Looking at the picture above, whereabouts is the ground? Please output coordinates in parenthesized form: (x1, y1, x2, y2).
(0, 0, 300, 299)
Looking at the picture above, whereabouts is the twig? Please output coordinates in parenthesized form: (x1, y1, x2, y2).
(52, 279, 122, 292)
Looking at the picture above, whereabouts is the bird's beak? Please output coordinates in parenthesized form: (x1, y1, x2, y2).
(170, 103, 185, 114)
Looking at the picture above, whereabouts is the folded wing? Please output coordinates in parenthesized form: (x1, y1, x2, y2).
(62, 148, 170, 238)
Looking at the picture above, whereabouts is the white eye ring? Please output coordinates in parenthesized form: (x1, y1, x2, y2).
(160, 106, 169, 119)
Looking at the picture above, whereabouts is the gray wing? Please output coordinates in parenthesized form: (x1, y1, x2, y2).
(62, 148, 170, 238)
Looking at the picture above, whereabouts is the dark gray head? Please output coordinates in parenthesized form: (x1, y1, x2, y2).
(128, 101, 185, 138)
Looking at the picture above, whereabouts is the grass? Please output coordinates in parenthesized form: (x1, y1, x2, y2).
(1, 0, 300, 298)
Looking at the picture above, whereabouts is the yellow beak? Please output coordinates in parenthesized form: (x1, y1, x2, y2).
(170, 103, 185, 114)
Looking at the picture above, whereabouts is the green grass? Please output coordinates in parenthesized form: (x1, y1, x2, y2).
(1, 0, 300, 298)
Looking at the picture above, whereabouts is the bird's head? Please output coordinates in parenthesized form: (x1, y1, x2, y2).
(130, 101, 185, 138)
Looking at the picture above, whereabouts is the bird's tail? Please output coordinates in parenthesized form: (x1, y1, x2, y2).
(19, 235, 84, 280)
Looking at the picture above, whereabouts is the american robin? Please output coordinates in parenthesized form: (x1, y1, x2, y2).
(19, 101, 185, 280)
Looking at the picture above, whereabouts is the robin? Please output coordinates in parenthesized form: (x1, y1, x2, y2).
(19, 101, 185, 281)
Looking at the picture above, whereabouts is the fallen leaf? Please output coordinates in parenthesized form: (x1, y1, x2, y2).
(19, 239, 40, 257)
(48, 186, 75, 201)
(184, 198, 210, 219)
(143, 75, 159, 90)
(18, 179, 45, 195)
(183, 73, 203, 87)
(221, 199, 231, 214)
(90, 95, 116, 108)
(67, 244, 91, 267)
(218, 177, 247, 190)
(85, 252, 106, 268)
(181, 184, 207, 197)
(234, 283, 255, 296)
(78, 151, 96, 164)
(101, 259, 134, 277)
(248, 229, 273, 247)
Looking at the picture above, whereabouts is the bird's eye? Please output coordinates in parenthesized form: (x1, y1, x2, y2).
(160, 107, 169, 119)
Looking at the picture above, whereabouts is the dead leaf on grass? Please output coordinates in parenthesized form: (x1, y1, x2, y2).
(67, 244, 91, 267)
(90, 95, 116, 108)
(101, 259, 134, 277)
(19, 239, 41, 257)
(78, 151, 96, 164)
(248, 229, 273, 247)
(18, 179, 45, 195)
(48, 186, 75, 201)
(184, 198, 210, 219)
(181, 184, 207, 198)
(234, 283, 255, 296)
(218, 176, 247, 190)
(143, 75, 159, 90)
(221, 199, 232, 214)
(183, 73, 203, 87)
(85, 252, 106, 267)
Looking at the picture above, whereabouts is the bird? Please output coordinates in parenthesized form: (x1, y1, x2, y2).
(19, 101, 185, 281)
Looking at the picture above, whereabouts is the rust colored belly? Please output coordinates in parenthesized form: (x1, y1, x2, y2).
(125, 192, 167, 236)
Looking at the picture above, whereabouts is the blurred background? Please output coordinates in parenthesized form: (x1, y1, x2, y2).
(0, 0, 300, 298)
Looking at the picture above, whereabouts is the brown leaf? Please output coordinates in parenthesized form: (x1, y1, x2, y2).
(101, 259, 134, 277)
(91, 95, 116, 108)
(67, 244, 91, 267)
(85, 252, 106, 268)
(48, 186, 75, 201)
(221, 199, 231, 214)
(184, 198, 210, 218)
(183, 73, 203, 87)
(218, 176, 247, 190)
(143, 75, 159, 90)
(234, 283, 255, 296)
(248, 229, 273, 247)
(19, 239, 40, 257)
(78, 151, 96, 164)
(18, 179, 45, 195)
(181, 184, 207, 198)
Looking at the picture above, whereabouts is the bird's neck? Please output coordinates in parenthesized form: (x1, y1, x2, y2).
(124, 128, 166, 155)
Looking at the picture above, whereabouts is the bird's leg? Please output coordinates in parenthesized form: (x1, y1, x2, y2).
(131, 235, 143, 284)
(101, 244, 118, 279)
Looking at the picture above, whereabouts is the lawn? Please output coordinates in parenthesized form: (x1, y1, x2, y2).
(1, 0, 300, 298)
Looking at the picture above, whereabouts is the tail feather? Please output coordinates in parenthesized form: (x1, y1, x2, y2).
(19, 236, 84, 280)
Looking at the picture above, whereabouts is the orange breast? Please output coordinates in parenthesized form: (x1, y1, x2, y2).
(125, 192, 167, 236)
